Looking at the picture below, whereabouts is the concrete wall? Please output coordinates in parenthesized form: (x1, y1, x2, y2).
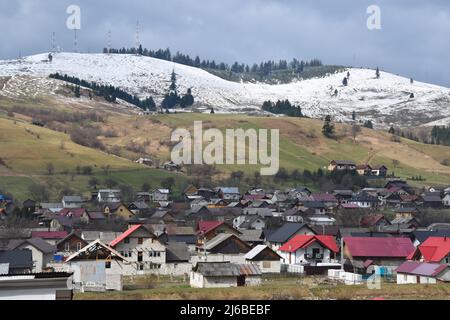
(246, 260, 281, 274)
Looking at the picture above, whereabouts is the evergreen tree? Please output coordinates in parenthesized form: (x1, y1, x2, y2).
(322, 115, 335, 138)
(376, 67, 380, 79)
(388, 126, 395, 134)
(363, 120, 373, 129)
(352, 111, 356, 121)
(342, 77, 348, 86)
(180, 88, 194, 108)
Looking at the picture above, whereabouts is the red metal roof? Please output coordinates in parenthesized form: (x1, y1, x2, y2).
(109, 224, 143, 247)
(344, 237, 415, 258)
(197, 220, 224, 235)
(417, 237, 450, 263)
(31, 231, 68, 239)
(396, 261, 448, 277)
(279, 235, 339, 253)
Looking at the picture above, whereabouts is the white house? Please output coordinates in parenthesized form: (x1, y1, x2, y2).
(150, 189, 170, 202)
(277, 235, 339, 266)
(97, 189, 121, 203)
(62, 196, 84, 208)
(7, 238, 56, 273)
(109, 224, 166, 275)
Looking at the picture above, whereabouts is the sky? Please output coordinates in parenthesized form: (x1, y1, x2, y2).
(0, 0, 449, 86)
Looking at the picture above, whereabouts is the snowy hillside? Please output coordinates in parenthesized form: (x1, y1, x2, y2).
(0, 52, 449, 126)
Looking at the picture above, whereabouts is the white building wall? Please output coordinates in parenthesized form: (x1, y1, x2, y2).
(246, 260, 281, 273)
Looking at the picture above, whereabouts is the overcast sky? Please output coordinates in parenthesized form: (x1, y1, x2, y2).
(0, 0, 449, 86)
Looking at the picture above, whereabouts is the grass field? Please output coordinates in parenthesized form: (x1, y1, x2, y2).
(2, 88, 450, 201)
(74, 274, 450, 300)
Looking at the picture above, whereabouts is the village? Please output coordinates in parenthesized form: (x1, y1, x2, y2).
(1, 159, 450, 300)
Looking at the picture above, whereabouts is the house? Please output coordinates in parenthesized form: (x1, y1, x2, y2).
(22, 199, 36, 212)
(50, 215, 83, 232)
(244, 245, 281, 273)
(128, 201, 150, 214)
(150, 210, 175, 223)
(395, 207, 418, 219)
(281, 208, 304, 223)
(356, 164, 372, 176)
(396, 261, 450, 284)
(343, 237, 415, 273)
(7, 238, 56, 272)
(0, 249, 33, 274)
(56, 233, 88, 257)
(190, 262, 261, 288)
(278, 235, 339, 266)
(442, 193, 450, 207)
(61, 196, 84, 208)
(31, 231, 68, 245)
(135, 157, 153, 166)
(200, 233, 251, 263)
(333, 190, 354, 204)
(239, 229, 266, 247)
(65, 239, 129, 291)
(58, 208, 90, 224)
(216, 187, 241, 201)
(135, 192, 152, 203)
(196, 221, 240, 247)
(266, 223, 316, 250)
(97, 189, 121, 203)
(0, 272, 73, 300)
(408, 237, 450, 264)
(349, 191, 379, 209)
(371, 165, 388, 177)
(233, 215, 266, 230)
(109, 224, 166, 275)
(390, 216, 420, 229)
(163, 161, 181, 171)
(360, 214, 391, 228)
(422, 192, 443, 209)
(311, 193, 339, 208)
(103, 203, 134, 220)
(301, 201, 327, 215)
(40, 202, 64, 213)
(163, 242, 192, 276)
(150, 189, 170, 202)
(328, 160, 357, 171)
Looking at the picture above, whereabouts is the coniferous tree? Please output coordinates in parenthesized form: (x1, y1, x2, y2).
(376, 67, 380, 79)
(342, 77, 348, 86)
(322, 115, 335, 138)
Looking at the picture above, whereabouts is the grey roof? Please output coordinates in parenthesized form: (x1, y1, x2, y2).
(390, 216, 418, 225)
(266, 223, 312, 243)
(165, 242, 190, 262)
(338, 227, 370, 237)
(244, 245, 279, 260)
(204, 233, 234, 251)
(422, 192, 442, 202)
(7, 238, 56, 254)
(40, 203, 63, 209)
(129, 201, 150, 210)
(238, 216, 266, 229)
(193, 262, 261, 276)
(88, 211, 106, 220)
(151, 210, 172, 219)
(62, 196, 83, 202)
(412, 230, 450, 243)
(239, 229, 264, 243)
(0, 249, 33, 270)
(243, 208, 273, 217)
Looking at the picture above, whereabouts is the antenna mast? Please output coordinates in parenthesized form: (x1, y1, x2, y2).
(51, 32, 56, 53)
(74, 29, 78, 53)
(107, 30, 112, 54)
(135, 20, 140, 55)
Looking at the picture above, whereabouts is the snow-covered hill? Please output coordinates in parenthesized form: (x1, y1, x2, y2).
(0, 52, 449, 126)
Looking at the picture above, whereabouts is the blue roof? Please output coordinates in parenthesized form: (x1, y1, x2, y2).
(219, 187, 240, 194)
(0, 195, 6, 201)
(266, 223, 314, 243)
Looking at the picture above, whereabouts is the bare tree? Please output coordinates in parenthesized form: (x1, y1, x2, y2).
(46, 162, 55, 175)
(351, 124, 361, 141)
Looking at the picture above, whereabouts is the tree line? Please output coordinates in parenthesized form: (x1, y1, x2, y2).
(104, 46, 323, 75)
(49, 73, 156, 111)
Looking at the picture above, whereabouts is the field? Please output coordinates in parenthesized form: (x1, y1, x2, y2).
(74, 274, 450, 300)
(2, 84, 450, 202)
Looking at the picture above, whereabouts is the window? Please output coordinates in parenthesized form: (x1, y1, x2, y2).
(105, 261, 111, 269)
(64, 242, 70, 252)
(124, 237, 130, 244)
(137, 251, 143, 262)
(139, 263, 144, 271)
(263, 261, 271, 268)
(445, 254, 450, 264)
(76, 242, 83, 251)
(138, 238, 143, 245)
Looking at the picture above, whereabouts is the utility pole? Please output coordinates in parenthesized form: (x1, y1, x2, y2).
(340, 236, 344, 270)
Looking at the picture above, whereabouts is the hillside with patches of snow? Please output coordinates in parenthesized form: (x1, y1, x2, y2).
(0, 52, 449, 127)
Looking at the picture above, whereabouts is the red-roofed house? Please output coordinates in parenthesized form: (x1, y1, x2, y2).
(31, 231, 69, 245)
(408, 237, 450, 264)
(343, 237, 415, 271)
(395, 261, 450, 284)
(196, 221, 240, 247)
(109, 224, 166, 275)
(278, 235, 339, 265)
(59, 208, 89, 223)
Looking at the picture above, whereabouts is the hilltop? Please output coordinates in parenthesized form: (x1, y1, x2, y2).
(0, 52, 449, 127)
